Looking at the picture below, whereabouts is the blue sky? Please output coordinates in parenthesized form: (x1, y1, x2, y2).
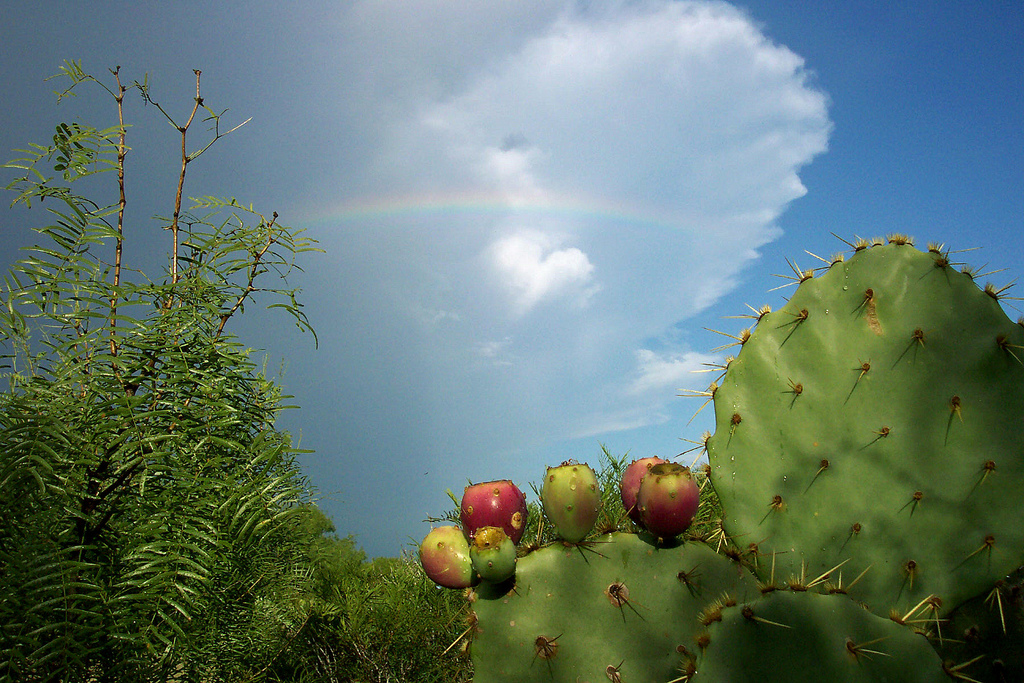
(1, 1, 1021, 558)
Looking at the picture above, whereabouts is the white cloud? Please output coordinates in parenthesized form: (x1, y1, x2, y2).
(373, 0, 829, 328)
(568, 348, 721, 439)
(489, 230, 599, 314)
(474, 337, 515, 367)
(478, 145, 547, 201)
(409, 0, 829, 217)
(571, 407, 673, 440)
(628, 349, 720, 397)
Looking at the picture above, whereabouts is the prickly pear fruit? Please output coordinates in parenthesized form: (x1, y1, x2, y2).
(419, 526, 477, 588)
(460, 479, 528, 544)
(469, 526, 517, 583)
(636, 462, 699, 539)
(620, 456, 668, 525)
(541, 461, 601, 543)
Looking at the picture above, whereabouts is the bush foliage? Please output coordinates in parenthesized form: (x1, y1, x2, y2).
(0, 60, 323, 681)
(0, 60, 477, 683)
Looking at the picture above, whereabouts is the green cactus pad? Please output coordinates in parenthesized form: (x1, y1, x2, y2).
(469, 533, 757, 683)
(707, 242, 1024, 617)
(693, 591, 947, 682)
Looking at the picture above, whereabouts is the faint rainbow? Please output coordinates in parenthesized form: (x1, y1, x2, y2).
(300, 191, 683, 230)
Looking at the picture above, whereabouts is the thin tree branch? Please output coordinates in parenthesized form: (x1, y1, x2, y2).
(167, 70, 203, 301)
(216, 211, 278, 339)
(110, 66, 128, 361)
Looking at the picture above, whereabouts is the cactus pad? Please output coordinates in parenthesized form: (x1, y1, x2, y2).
(693, 591, 947, 682)
(469, 533, 757, 682)
(707, 242, 1024, 617)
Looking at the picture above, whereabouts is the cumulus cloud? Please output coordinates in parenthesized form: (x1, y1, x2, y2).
(489, 230, 598, 314)
(334, 0, 831, 454)
(410, 0, 829, 215)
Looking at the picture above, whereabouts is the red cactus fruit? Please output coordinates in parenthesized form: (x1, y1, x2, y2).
(636, 462, 700, 540)
(460, 479, 528, 545)
(619, 456, 669, 526)
(419, 525, 478, 588)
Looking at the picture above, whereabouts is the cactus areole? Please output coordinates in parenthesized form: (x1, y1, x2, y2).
(419, 525, 477, 588)
(460, 479, 528, 545)
(636, 462, 700, 539)
(619, 456, 668, 525)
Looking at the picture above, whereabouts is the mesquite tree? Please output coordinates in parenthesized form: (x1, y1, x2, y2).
(0, 61, 319, 682)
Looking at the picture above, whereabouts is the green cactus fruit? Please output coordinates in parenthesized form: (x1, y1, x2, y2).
(541, 461, 601, 543)
(693, 591, 947, 682)
(469, 532, 758, 683)
(619, 456, 668, 525)
(419, 525, 477, 588)
(706, 241, 1024, 618)
(470, 526, 517, 583)
(636, 462, 700, 540)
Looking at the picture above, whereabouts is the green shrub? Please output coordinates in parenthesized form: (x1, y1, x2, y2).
(0, 60, 319, 682)
(272, 515, 473, 683)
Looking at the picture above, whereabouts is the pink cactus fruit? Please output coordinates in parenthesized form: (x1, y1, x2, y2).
(460, 479, 528, 545)
(619, 456, 669, 526)
(419, 525, 478, 588)
(636, 462, 700, 540)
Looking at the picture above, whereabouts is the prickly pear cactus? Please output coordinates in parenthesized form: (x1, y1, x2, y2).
(469, 532, 758, 683)
(420, 237, 1022, 683)
(620, 456, 667, 525)
(706, 241, 1024, 617)
(470, 526, 517, 583)
(419, 525, 477, 589)
(461, 480, 529, 544)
